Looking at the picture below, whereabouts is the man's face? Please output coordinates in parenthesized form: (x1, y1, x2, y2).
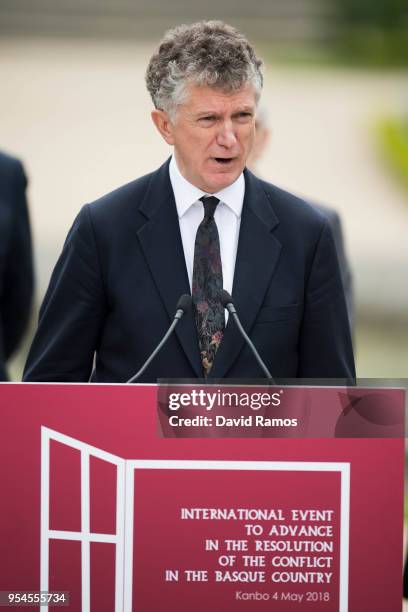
(153, 83, 257, 193)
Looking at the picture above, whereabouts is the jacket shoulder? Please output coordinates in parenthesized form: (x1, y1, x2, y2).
(0, 151, 21, 172)
(0, 151, 26, 189)
(257, 176, 327, 231)
(86, 169, 155, 222)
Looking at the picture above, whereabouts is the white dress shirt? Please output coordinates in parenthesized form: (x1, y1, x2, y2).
(169, 155, 244, 298)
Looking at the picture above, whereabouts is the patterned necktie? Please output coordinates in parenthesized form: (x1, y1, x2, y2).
(192, 196, 225, 376)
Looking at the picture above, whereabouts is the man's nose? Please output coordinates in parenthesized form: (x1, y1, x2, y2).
(216, 121, 237, 148)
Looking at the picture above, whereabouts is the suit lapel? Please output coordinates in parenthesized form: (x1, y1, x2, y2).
(209, 170, 282, 379)
(137, 161, 202, 377)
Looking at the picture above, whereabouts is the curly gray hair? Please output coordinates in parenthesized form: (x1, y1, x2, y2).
(145, 21, 263, 119)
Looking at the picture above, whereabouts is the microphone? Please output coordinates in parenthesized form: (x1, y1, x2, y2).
(219, 289, 274, 381)
(126, 294, 192, 384)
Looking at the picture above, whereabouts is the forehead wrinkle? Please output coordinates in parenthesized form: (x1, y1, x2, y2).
(184, 83, 255, 105)
(189, 103, 256, 121)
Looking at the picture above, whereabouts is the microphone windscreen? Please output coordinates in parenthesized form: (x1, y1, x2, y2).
(176, 294, 193, 313)
(219, 289, 234, 308)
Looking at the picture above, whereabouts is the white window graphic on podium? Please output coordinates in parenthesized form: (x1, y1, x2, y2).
(41, 427, 127, 612)
(41, 426, 350, 612)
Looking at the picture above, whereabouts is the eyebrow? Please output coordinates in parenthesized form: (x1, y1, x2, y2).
(195, 106, 255, 117)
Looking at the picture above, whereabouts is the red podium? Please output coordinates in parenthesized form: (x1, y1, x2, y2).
(0, 383, 404, 611)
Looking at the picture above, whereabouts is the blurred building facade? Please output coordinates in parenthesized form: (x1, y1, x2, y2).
(0, 0, 334, 43)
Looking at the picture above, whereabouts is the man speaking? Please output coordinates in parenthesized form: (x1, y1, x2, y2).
(24, 21, 354, 383)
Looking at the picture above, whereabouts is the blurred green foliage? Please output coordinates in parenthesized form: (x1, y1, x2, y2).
(334, 28, 408, 67)
(375, 117, 408, 194)
(332, 0, 408, 66)
(336, 0, 407, 28)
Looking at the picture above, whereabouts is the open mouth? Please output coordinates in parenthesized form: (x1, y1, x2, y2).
(214, 157, 235, 165)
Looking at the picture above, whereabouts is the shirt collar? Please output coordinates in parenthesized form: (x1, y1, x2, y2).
(169, 155, 244, 219)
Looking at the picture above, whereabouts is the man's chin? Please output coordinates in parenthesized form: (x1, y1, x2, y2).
(203, 169, 242, 193)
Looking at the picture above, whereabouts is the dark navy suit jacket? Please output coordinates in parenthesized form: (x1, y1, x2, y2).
(0, 152, 34, 380)
(312, 203, 353, 329)
(23, 160, 355, 383)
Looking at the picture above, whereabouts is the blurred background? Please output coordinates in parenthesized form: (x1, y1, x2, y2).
(0, 0, 407, 380)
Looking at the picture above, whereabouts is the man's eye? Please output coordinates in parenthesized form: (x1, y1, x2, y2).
(199, 116, 216, 123)
(236, 112, 253, 121)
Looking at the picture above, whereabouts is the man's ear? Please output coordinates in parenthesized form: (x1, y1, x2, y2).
(151, 109, 175, 145)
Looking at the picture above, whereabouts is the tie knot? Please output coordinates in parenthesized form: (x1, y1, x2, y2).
(200, 196, 220, 220)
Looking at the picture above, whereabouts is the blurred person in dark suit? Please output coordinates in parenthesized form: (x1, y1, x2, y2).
(24, 21, 354, 383)
(247, 106, 354, 328)
(0, 151, 34, 380)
